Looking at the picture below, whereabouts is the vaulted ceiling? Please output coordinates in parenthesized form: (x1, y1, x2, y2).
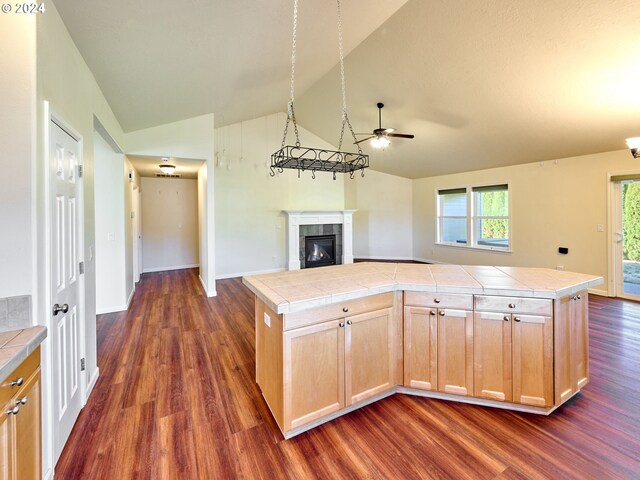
(54, 0, 640, 179)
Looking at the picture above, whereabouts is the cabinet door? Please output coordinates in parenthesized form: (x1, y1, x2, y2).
(14, 370, 41, 480)
(473, 311, 512, 402)
(512, 314, 553, 407)
(404, 307, 437, 391)
(0, 404, 14, 480)
(437, 309, 474, 396)
(573, 291, 589, 390)
(284, 319, 345, 431)
(346, 308, 395, 405)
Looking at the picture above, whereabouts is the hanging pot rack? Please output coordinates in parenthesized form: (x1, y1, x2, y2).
(270, 0, 369, 180)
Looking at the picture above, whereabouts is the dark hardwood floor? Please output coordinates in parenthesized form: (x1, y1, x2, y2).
(55, 268, 640, 479)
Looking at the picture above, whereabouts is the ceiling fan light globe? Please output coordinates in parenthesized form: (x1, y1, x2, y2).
(371, 136, 390, 149)
(159, 164, 176, 174)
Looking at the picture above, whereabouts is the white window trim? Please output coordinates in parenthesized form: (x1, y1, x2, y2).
(435, 182, 512, 252)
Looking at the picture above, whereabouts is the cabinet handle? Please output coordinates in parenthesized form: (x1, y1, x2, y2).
(346, 320, 352, 325)
(16, 397, 27, 405)
(339, 322, 345, 328)
(508, 303, 516, 309)
(433, 298, 440, 304)
(6, 405, 19, 415)
(9, 377, 24, 387)
(571, 295, 577, 301)
(577, 294, 581, 300)
(514, 317, 521, 322)
(429, 310, 436, 316)
(342, 307, 349, 313)
(439, 311, 445, 316)
(504, 315, 510, 321)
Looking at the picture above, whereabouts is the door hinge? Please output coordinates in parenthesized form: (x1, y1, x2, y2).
(80, 358, 86, 371)
(79, 261, 85, 275)
(78, 165, 83, 178)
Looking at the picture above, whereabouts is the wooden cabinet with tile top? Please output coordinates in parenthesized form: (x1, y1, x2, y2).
(244, 263, 603, 438)
(0, 347, 42, 480)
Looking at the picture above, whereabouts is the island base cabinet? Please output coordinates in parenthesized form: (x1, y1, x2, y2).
(282, 306, 397, 433)
(474, 312, 553, 407)
(554, 291, 589, 404)
(403, 307, 438, 391)
(284, 320, 345, 431)
(437, 309, 474, 396)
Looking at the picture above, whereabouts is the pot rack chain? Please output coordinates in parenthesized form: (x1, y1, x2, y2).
(271, 0, 369, 179)
(281, 0, 301, 148)
(336, 0, 361, 154)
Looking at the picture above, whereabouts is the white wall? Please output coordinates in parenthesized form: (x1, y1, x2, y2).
(36, 4, 126, 477)
(124, 114, 216, 294)
(0, 14, 35, 300)
(93, 131, 126, 313)
(214, 112, 346, 278)
(345, 169, 413, 260)
(141, 177, 199, 272)
(413, 149, 639, 294)
(124, 157, 140, 296)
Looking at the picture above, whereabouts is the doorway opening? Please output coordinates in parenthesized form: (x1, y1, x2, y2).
(611, 174, 640, 301)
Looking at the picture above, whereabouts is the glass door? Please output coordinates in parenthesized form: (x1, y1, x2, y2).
(615, 180, 640, 300)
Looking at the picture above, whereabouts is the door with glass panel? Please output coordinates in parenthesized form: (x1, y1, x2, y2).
(613, 178, 640, 300)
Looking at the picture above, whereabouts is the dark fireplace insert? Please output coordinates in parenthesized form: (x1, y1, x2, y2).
(304, 234, 337, 268)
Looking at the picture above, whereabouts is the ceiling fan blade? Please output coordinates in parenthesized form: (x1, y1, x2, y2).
(386, 133, 415, 139)
(354, 136, 374, 144)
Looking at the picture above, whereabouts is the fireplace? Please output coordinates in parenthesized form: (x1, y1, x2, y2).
(304, 235, 336, 268)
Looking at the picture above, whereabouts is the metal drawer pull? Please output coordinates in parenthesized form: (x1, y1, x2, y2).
(430, 310, 436, 316)
(16, 397, 27, 405)
(342, 307, 349, 313)
(433, 298, 440, 304)
(346, 320, 352, 325)
(508, 303, 516, 309)
(439, 311, 445, 316)
(9, 377, 24, 387)
(514, 317, 521, 322)
(6, 405, 19, 415)
(339, 322, 345, 328)
(577, 294, 581, 300)
(504, 316, 510, 321)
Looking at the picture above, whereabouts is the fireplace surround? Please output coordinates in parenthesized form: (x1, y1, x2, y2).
(284, 210, 356, 270)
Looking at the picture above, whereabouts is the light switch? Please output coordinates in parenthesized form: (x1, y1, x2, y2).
(597, 224, 604, 232)
(263, 312, 271, 328)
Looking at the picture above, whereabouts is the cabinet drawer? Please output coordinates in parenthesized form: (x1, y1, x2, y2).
(474, 296, 552, 316)
(404, 291, 473, 310)
(284, 293, 394, 330)
(0, 347, 40, 406)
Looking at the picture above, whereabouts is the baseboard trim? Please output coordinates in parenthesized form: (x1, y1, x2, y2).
(126, 286, 135, 308)
(198, 274, 217, 297)
(588, 288, 608, 297)
(354, 255, 418, 262)
(96, 304, 128, 315)
(143, 264, 199, 273)
(85, 367, 99, 404)
(216, 267, 285, 280)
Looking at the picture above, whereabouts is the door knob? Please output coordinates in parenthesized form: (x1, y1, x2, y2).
(52, 303, 69, 316)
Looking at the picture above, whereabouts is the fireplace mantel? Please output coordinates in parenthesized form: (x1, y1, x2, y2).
(283, 210, 356, 270)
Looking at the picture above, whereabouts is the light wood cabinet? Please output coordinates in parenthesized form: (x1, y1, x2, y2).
(0, 348, 41, 480)
(554, 291, 589, 404)
(437, 309, 474, 396)
(404, 307, 437, 391)
(284, 307, 396, 431)
(474, 310, 553, 407)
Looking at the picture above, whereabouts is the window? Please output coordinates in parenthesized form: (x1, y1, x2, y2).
(437, 184, 510, 251)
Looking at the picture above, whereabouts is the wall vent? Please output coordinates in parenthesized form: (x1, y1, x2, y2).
(155, 173, 182, 178)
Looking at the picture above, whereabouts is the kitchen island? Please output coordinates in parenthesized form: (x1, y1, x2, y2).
(243, 263, 603, 438)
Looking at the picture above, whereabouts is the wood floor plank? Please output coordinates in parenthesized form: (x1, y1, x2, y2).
(54, 269, 640, 479)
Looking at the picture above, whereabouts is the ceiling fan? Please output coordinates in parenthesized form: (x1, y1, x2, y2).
(355, 102, 415, 148)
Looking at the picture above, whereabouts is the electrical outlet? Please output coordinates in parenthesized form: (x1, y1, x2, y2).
(263, 312, 271, 328)
(597, 224, 604, 232)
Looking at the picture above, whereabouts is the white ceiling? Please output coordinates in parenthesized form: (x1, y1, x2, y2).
(54, 0, 640, 179)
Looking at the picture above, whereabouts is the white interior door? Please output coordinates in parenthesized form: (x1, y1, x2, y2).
(50, 120, 84, 462)
(132, 183, 140, 284)
(137, 190, 143, 278)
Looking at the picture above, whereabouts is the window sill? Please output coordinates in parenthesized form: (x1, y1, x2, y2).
(435, 242, 513, 254)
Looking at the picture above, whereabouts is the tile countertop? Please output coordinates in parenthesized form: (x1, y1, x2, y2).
(0, 326, 47, 382)
(242, 263, 604, 315)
